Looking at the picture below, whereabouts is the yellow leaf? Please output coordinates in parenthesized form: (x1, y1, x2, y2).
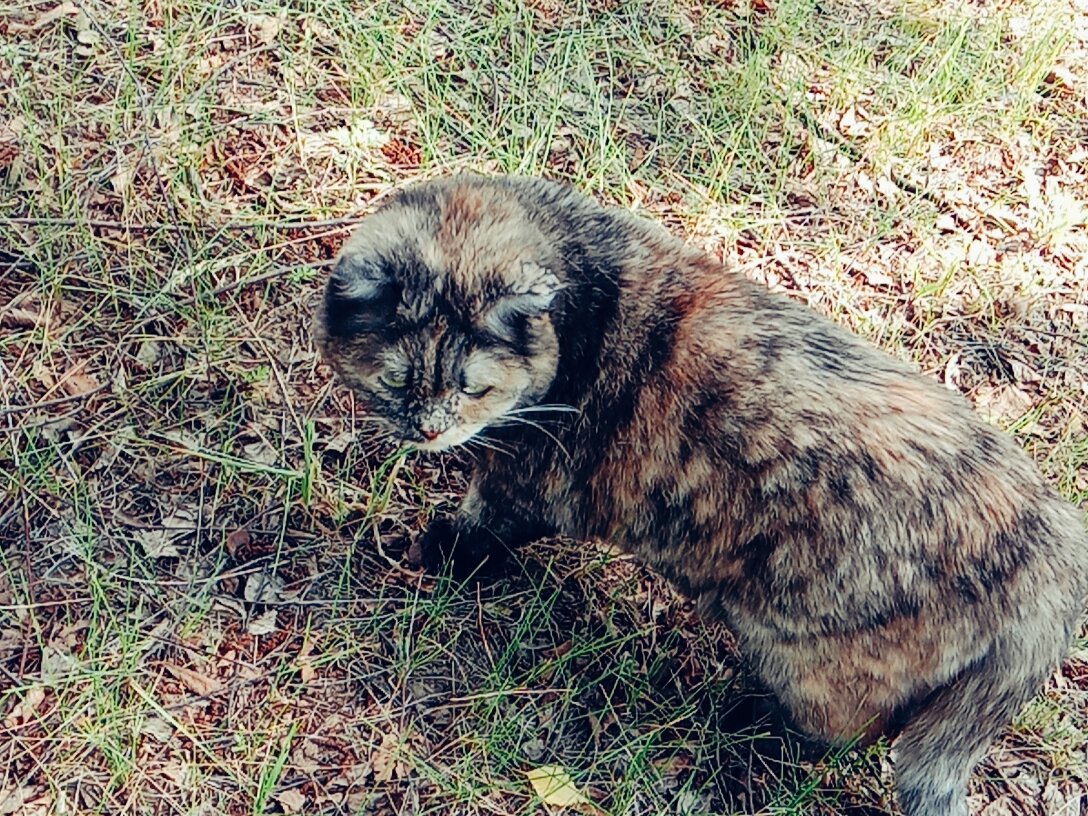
(524, 765, 597, 811)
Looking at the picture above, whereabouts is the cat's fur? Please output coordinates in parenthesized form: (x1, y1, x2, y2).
(315, 175, 1088, 816)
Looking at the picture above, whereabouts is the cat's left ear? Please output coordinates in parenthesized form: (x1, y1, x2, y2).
(320, 255, 401, 338)
(481, 262, 562, 340)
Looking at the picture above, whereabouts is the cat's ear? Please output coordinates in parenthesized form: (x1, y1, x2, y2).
(481, 262, 562, 340)
(322, 255, 400, 337)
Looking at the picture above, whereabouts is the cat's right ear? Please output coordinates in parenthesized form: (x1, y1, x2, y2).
(322, 255, 400, 337)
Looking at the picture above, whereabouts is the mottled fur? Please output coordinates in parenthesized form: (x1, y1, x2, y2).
(316, 175, 1088, 816)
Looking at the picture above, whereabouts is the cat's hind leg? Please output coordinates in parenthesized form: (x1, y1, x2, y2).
(892, 617, 1073, 816)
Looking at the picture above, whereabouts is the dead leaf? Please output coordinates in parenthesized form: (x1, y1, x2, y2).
(859, 267, 895, 288)
(943, 353, 964, 389)
(299, 118, 388, 167)
(965, 239, 995, 268)
(73, 13, 101, 57)
(246, 609, 278, 635)
(110, 162, 134, 195)
(162, 508, 197, 532)
(977, 795, 1016, 816)
(936, 212, 959, 231)
(244, 12, 285, 45)
(296, 637, 317, 683)
(244, 571, 285, 604)
(163, 663, 223, 696)
(875, 174, 899, 199)
(522, 738, 546, 762)
(275, 788, 307, 813)
(60, 364, 100, 397)
(0, 786, 51, 816)
(135, 339, 159, 368)
(9, 2, 79, 33)
(302, 16, 335, 44)
(52, 10, 100, 57)
(291, 738, 325, 775)
(242, 439, 279, 466)
(525, 765, 601, 813)
(1058, 302, 1088, 328)
(140, 716, 174, 743)
(372, 732, 408, 783)
(136, 508, 195, 558)
(1042, 777, 1083, 814)
(40, 645, 78, 685)
(296, 657, 316, 684)
(838, 105, 869, 138)
(161, 762, 192, 787)
(323, 430, 355, 454)
(322, 762, 373, 810)
(224, 527, 250, 556)
(973, 384, 1035, 424)
(137, 528, 182, 558)
(3, 686, 46, 727)
(0, 306, 41, 329)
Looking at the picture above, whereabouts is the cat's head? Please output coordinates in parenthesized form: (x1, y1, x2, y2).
(315, 178, 564, 451)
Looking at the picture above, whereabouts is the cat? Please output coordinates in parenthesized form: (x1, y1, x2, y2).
(315, 174, 1088, 816)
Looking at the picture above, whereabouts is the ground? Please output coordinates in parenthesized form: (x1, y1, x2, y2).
(1, 0, 1087, 813)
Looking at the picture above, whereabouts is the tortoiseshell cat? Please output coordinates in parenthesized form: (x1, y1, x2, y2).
(316, 175, 1088, 816)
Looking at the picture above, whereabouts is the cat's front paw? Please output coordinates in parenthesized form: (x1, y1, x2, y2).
(413, 516, 510, 581)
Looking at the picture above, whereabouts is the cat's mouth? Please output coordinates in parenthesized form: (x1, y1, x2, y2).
(408, 424, 485, 452)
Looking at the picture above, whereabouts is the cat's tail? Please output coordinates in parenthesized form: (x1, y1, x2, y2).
(892, 592, 1081, 816)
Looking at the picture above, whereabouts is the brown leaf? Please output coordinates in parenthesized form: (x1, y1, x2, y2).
(163, 663, 223, 696)
(224, 527, 250, 556)
(2, 687, 46, 727)
(275, 789, 307, 813)
(0, 786, 51, 816)
(296, 636, 317, 683)
(8, 2, 79, 33)
(60, 364, 100, 397)
(0, 307, 40, 329)
(372, 732, 406, 783)
(973, 384, 1035, 424)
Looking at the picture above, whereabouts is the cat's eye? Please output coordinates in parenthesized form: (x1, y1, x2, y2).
(462, 384, 493, 398)
(380, 372, 408, 389)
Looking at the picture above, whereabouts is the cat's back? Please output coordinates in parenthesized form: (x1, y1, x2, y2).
(676, 267, 1084, 601)
(579, 226, 1088, 624)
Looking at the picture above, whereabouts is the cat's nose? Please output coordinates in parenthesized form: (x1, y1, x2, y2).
(421, 429, 440, 441)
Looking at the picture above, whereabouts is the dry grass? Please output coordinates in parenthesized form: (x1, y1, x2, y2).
(1, 0, 1086, 813)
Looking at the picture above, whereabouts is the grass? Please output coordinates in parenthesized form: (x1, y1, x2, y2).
(1, 0, 1087, 813)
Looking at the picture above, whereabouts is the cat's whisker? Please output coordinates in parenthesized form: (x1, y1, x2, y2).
(495, 415, 572, 461)
(349, 417, 394, 428)
(465, 435, 515, 459)
(506, 404, 582, 416)
(495, 416, 567, 430)
(456, 444, 481, 463)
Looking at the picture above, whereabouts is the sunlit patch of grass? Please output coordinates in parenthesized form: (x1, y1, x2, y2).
(1014, 694, 1088, 773)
